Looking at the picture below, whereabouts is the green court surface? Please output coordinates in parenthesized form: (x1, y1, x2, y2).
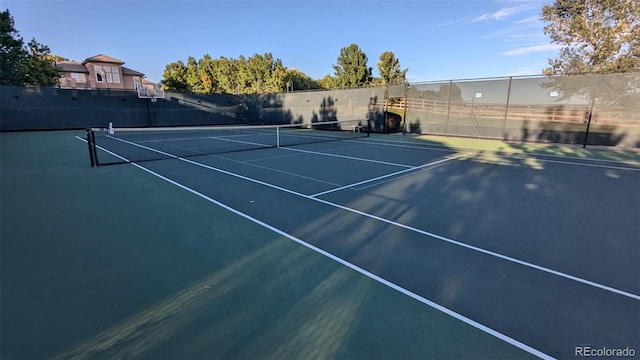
(1, 130, 638, 359)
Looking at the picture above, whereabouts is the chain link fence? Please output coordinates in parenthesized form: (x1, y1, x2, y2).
(3, 73, 638, 149)
(390, 72, 640, 148)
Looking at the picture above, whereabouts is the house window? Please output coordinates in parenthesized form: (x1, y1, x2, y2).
(95, 65, 103, 82)
(71, 73, 86, 82)
(94, 65, 122, 84)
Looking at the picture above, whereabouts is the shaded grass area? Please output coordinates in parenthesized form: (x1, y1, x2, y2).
(1, 131, 536, 359)
(372, 132, 640, 165)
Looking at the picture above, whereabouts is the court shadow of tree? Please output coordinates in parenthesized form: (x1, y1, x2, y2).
(299, 135, 639, 353)
(408, 118, 422, 134)
(154, 93, 242, 126)
(538, 73, 640, 147)
(240, 93, 301, 125)
(367, 94, 386, 133)
(311, 96, 339, 129)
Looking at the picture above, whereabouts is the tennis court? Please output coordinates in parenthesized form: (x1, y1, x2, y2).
(1, 126, 639, 359)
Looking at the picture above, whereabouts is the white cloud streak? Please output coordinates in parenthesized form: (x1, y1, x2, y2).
(474, 4, 536, 22)
(502, 43, 562, 56)
(514, 15, 540, 24)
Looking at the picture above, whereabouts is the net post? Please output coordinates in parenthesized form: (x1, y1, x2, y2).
(90, 129, 99, 166)
(276, 126, 280, 148)
(86, 128, 95, 167)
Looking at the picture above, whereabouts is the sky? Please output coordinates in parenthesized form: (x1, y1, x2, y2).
(4, 0, 561, 84)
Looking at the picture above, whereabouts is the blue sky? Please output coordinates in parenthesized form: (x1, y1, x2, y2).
(4, 0, 560, 83)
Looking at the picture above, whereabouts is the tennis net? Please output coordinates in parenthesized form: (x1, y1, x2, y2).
(86, 119, 369, 166)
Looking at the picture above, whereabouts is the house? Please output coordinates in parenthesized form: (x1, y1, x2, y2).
(56, 54, 153, 91)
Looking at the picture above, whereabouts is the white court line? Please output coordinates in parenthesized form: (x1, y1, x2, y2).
(282, 147, 414, 168)
(501, 155, 640, 172)
(345, 138, 459, 153)
(208, 135, 273, 149)
(213, 154, 342, 187)
(310, 153, 471, 197)
(87, 135, 640, 301)
(181, 155, 640, 302)
(75, 136, 553, 359)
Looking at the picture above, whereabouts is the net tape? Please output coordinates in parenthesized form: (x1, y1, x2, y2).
(88, 119, 369, 166)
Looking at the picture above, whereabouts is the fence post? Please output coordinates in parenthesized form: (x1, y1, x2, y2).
(445, 80, 453, 135)
(582, 76, 600, 148)
(402, 82, 408, 134)
(583, 96, 596, 148)
(502, 76, 513, 140)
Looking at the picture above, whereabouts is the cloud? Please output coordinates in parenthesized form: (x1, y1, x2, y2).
(502, 44, 562, 56)
(474, 4, 535, 22)
(514, 15, 540, 24)
(437, 17, 472, 27)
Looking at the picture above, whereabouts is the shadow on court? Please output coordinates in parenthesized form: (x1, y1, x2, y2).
(1, 131, 537, 359)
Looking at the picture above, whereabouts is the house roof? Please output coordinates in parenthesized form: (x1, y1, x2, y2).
(82, 54, 125, 65)
(56, 54, 147, 79)
(56, 61, 89, 73)
(121, 66, 145, 76)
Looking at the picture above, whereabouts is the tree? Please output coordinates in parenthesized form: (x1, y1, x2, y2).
(317, 74, 337, 89)
(244, 53, 287, 93)
(198, 54, 216, 94)
(0, 10, 62, 86)
(161, 60, 189, 92)
(332, 44, 372, 88)
(210, 56, 239, 94)
(162, 52, 294, 94)
(541, 0, 640, 75)
(377, 51, 408, 86)
(0, 10, 28, 85)
(284, 68, 321, 91)
(23, 39, 63, 86)
(185, 56, 204, 93)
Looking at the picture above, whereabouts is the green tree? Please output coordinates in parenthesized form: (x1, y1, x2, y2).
(210, 56, 239, 94)
(333, 44, 372, 88)
(198, 54, 216, 93)
(1, 9, 28, 85)
(541, 0, 640, 75)
(317, 74, 337, 89)
(185, 56, 203, 93)
(237, 53, 287, 94)
(161, 52, 313, 94)
(0, 10, 62, 86)
(23, 39, 63, 86)
(284, 68, 320, 91)
(377, 51, 408, 86)
(161, 60, 189, 92)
